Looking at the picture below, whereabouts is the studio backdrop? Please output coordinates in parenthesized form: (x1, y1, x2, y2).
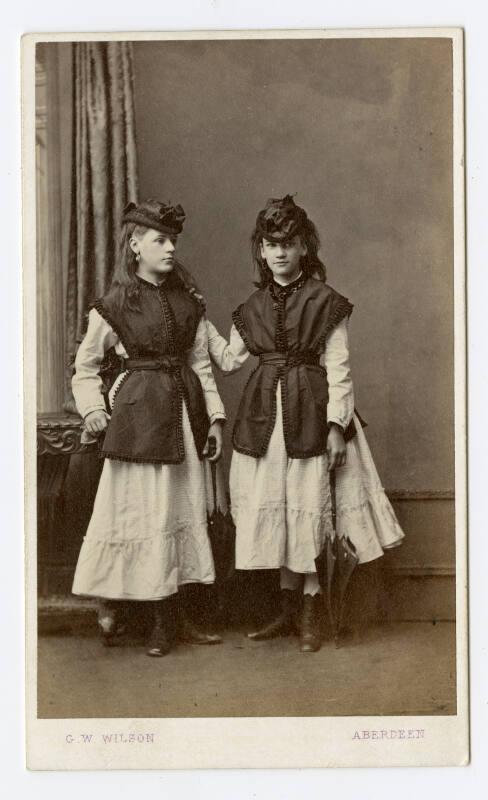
(36, 37, 455, 623)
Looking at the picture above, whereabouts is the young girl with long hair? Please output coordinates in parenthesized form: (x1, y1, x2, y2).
(206, 194, 405, 653)
(71, 199, 225, 657)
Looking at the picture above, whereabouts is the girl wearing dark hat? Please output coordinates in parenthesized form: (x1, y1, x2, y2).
(71, 199, 225, 656)
(206, 195, 404, 652)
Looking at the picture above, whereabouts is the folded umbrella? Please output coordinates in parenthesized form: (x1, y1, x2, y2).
(205, 439, 236, 586)
(315, 468, 359, 646)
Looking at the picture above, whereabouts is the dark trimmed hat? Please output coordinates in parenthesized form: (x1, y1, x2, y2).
(255, 194, 308, 242)
(122, 200, 186, 235)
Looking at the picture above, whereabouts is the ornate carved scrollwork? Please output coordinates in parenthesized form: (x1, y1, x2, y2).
(37, 415, 93, 456)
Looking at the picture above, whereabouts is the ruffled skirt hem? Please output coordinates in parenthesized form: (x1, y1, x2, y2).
(230, 403, 405, 570)
(71, 402, 216, 600)
(336, 489, 405, 564)
(233, 505, 334, 573)
(72, 525, 215, 600)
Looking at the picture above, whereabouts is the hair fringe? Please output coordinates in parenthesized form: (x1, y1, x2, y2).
(251, 216, 327, 288)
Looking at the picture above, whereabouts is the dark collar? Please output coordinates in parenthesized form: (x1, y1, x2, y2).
(269, 272, 307, 300)
(136, 273, 169, 291)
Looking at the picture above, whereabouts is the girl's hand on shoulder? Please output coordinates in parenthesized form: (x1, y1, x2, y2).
(327, 423, 347, 471)
(189, 287, 207, 310)
(84, 409, 110, 436)
(203, 421, 224, 462)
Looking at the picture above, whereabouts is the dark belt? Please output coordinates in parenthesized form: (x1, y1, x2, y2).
(125, 355, 184, 373)
(259, 351, 320, 368)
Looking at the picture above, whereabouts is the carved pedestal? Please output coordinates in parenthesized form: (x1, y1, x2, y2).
(37, 414, 91, 457)
(37, 414, 98, 595)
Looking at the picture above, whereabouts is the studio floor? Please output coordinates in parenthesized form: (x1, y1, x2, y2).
(38, 621, 456, 718)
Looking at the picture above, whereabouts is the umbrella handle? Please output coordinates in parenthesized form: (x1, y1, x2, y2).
(208, 436, 218, 508)
(330, 468, 337, 531)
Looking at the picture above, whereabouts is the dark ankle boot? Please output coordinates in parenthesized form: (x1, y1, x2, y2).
(248, 589, 300, 640)
(179, 614, 222, 645)
(147, 599, 173, 657)
(176, 589, 222, 645)
(98, 600, 125, 646)
(299, 594, 322, 653)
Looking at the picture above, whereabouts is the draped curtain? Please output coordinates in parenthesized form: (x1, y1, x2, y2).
(64, 41, 138, 411)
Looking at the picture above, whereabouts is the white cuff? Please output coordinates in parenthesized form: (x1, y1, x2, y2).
(82, 403, 107, 419)
(209, 412, 227, 425)
(328, 417, 346, 432)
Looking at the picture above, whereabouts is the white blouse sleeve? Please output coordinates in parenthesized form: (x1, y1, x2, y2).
(187, 318, 227, 424)
(321, 317, 355, 431)
(205, 319, 250, 373)
(72, 308, 120, 419)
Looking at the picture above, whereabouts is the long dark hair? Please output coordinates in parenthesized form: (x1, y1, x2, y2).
(105, 199, 200, 313)
(251, 216, 327, 289)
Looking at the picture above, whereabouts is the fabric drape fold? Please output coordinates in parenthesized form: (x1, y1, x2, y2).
(64, 42, 138, 411)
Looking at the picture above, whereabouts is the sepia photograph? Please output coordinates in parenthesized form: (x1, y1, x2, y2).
(23, 27, 467, 769)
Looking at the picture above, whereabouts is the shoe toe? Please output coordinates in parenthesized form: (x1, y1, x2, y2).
(190, 632, 222, 645)
(146, 645, 170, 657)
(300, 639, 321, 653)
(205, 633, 223, 644)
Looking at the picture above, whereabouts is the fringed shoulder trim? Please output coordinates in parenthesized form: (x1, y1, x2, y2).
(318, 295, 354, 352)
(187, 290, 206, 320)
(187, 291, 206, 331)
(91, 298, 129, 353)
(232, 305, 259, 355)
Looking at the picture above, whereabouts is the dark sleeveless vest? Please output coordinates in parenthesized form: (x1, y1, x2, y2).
(232, 276, 354, 459)
(93, 275, 209, 464)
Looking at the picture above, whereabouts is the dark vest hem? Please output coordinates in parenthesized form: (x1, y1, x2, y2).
(232, 365, 282, 458)
(99, 450, 187, 465)
(233, 408, 365, 459)
(232, 441, 330, 460)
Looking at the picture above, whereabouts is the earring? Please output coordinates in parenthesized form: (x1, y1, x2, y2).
(135, 253, 140, 262)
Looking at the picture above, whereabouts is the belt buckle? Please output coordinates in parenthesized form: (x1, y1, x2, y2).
(154, 357, 167, 371)
(161, 356, 180, 373)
